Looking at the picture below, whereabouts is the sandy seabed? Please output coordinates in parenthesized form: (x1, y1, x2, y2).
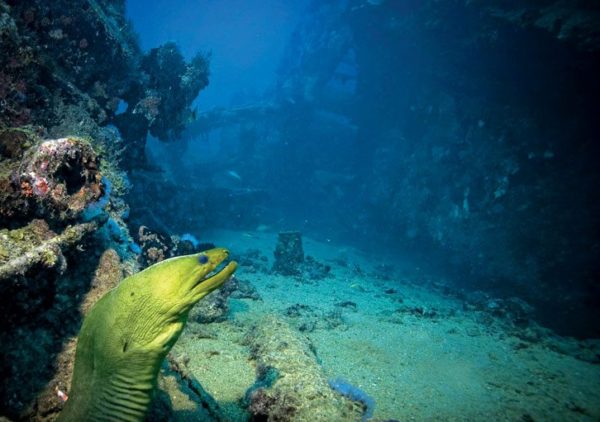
(171, 229, 600, 422)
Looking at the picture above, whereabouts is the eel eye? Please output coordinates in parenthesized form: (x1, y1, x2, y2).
(198, 254, 209, 264)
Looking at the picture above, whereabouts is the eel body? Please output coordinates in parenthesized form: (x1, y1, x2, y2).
(57, 248, 237, 421)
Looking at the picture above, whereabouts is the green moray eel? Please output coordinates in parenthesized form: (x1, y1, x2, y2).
(57, 248, 237, 422)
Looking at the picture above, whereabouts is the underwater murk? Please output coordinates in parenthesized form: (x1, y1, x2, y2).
(1, 0, 599, 421)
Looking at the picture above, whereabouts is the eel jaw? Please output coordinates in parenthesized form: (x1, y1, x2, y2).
(191, 259, 238, 302)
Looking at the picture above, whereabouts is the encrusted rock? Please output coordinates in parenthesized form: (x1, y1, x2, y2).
(79, 249, 122, 316)
(243, 315, 361, 421)
(303, 255, 332, 281)
(0, 131, 104, 226)
(0, 219, 97, 282)
(136, 225, 174, 267)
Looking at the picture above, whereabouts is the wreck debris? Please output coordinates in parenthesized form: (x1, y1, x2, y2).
(272, 231, 304, 276)
(0, 220, 97, 280)
(0, 0, 140, 130)
(485, 1, 600, 51)
(244, 315, 361, 421)
(0, 130, 104, 226)
(114, 42, 211, 167)
(0, 217, 99, 419)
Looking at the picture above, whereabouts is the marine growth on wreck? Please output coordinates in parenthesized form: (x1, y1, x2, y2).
(1, 0, 599, 421)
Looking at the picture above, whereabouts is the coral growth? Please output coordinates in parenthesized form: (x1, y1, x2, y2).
(114, 42, 210, 166)
(0, 219, 96, 282)
(136, 225, 176, 267)
(0, 0, 139, 129)
(135, 225, 217, 268)
(1, 0, 209, 168)
(0, 130, 103, 226)
(0, 0, 209, 419)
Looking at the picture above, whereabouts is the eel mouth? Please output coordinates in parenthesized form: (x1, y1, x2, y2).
(201, 258, 230, 280)
(192, 249, 238, 295)
(199, 260, 237, 284)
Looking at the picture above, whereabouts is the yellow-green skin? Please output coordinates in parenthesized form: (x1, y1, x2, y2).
(57, 248, 237, 422)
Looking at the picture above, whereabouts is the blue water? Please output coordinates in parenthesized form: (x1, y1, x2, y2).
(125, 0, 600, 341)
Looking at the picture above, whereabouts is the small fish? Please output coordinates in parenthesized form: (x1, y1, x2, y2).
(227, 170, 242, 181)
(256, 224, 269, 232)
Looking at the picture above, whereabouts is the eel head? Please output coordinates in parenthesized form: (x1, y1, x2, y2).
(111, 248, 237, 355)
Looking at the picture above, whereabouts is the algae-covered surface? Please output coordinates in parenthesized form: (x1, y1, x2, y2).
(173, 229, 600, 421)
